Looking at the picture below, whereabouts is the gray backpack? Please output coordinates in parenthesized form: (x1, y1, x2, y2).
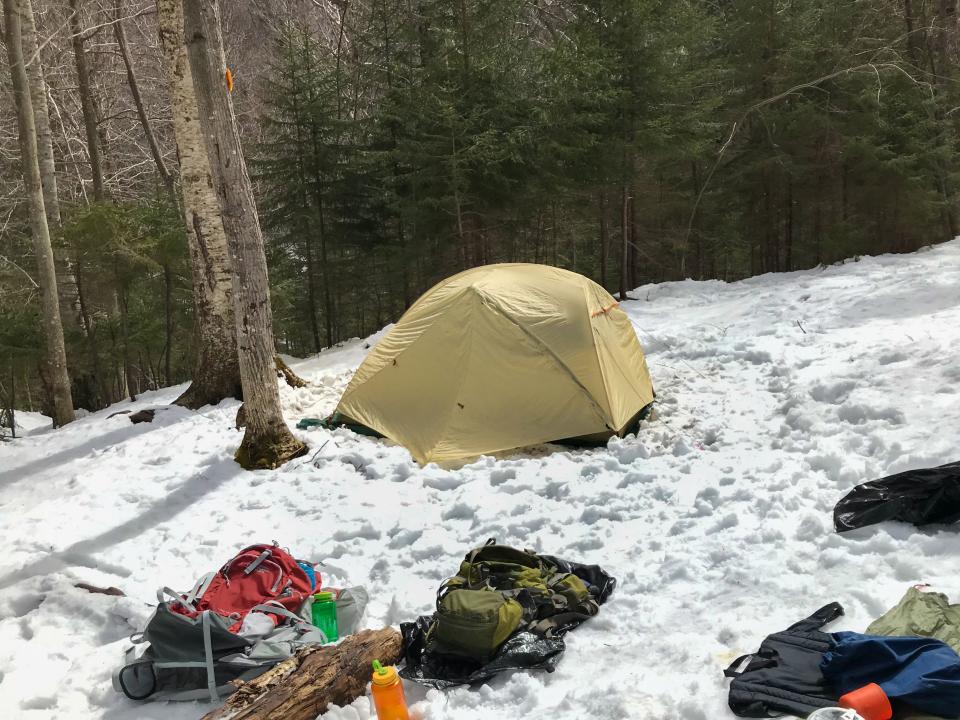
(114, 587, 368, 702)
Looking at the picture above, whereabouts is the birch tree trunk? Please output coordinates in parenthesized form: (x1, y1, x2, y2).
(24, 0, 80, 349)
(4, 0, 75, 427)
(21, 0, 60, 225)
(183, 0, 306, 469)
(68, 0, 105, 202)
(157, 0, 241, 409)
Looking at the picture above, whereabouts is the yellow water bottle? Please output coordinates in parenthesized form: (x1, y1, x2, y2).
(370, 660, 409, 720)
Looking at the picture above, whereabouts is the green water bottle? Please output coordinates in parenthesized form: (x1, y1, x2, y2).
(311, 591, 338, 643)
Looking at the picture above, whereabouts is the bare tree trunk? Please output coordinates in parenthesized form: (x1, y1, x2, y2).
(4, 0, 75, 427)
(24, 366, 33, 411)
(73, 254, 104, 407)
(304, 56, 335, 349)
(570, 209, 577, 271)
(450, 126, 469, 269)
(312, 184, 334, 349)
(23, 0, 80, 340)
(110, 288, 131, 401)
(7, 357, 17, 438)
(184, 0, 306, 469)
(629, 181, 639, 287)
(933, 0, 958, 236)
(551, 202, 558, 266)
(287, 63, 323, 353)
(619, 183, 629, 300)
(784, 178, 793, 271)
(163, 262, 173, 385)
(68, 0, 105, 202)
(21, 0, 60, 225)
(113, 0, 174, 198)
(599, 190, 608, 288)
(690, 161, 702, 279)
(903, 0, 919, 61)
(157, 0, 241, 408)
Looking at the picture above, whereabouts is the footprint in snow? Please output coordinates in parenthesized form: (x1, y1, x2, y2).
(387, 528, 422, 549)
(878, 351, 908, 365)
(836, 403, 905, 426)
(440, 502, 473, 521)
(20, 696, 57, 711)
(489, 468, 515, 486)
(422, 473, 465, 491)
(391, 463, 413, 482)
(331, 523, 381, 542)
(410, 544, 444, 562)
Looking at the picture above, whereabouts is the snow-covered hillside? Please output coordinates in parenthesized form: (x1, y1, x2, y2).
(2, 242, 960, 720)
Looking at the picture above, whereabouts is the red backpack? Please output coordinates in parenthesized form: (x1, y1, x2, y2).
(163, 543, 318, 632)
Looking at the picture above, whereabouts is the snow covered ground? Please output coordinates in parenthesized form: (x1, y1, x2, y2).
(3, 410, 57, 437)
(2, 241, 960, 720)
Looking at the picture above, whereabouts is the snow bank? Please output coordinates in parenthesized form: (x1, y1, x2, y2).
(1, 242, 959, 719)
(2, 410, 53, 437)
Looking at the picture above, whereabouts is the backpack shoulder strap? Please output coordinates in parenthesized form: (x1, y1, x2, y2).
(184, 572, 216, 606)
(463, 538, 497, 568)
(250, 603, 329, 643)
(201, 611, 219, 702)
(787, 602, 844, 633)
(529, 607, 596, 636)
(156, 571, 217, 613)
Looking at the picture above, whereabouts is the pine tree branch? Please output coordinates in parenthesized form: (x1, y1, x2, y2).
(681, 59, 929, 274)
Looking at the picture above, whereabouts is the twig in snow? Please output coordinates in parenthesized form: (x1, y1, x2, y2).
(796, 320, 807, 334)
(298, 439, 334, 468)
(652, 361, 709, 381)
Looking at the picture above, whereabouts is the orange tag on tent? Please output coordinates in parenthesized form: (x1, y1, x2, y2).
(225, 68, 234, 93)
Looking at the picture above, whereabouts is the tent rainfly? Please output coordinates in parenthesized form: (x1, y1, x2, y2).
(335, 264, 655, 464)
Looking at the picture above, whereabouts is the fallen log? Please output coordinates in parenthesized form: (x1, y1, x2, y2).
(275, 355, 308, 388)
(200, 627, 403, 720)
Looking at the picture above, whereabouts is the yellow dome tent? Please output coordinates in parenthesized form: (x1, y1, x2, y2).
(335, 264, 655, 464)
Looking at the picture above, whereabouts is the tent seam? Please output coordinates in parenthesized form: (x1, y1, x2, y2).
(422, 291, 478, 464)
(584, 285, 652, 429)
(579, 282, 616, 423)
(338, 287, 473, 426)
(476, 287, 612, 432)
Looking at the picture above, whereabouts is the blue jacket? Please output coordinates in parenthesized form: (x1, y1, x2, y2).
(821, 632, 960, 717)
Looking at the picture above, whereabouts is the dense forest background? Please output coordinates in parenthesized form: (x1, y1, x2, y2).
(2, 0, 959, 415)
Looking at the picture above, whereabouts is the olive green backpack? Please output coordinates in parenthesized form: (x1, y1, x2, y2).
(425, 540, 599, 661)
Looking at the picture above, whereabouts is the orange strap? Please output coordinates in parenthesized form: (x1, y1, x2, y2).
(591, 302, 619, 317)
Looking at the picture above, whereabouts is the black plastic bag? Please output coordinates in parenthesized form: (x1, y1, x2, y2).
(400, 617, 567, 688)
(834, 461, 960, 532)
(400, 555, 616, 688)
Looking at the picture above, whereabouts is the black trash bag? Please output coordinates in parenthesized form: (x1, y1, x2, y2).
(400, 617, 567, 689)
(400, 556, 616, 688)
(834, 461, 960, 532)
